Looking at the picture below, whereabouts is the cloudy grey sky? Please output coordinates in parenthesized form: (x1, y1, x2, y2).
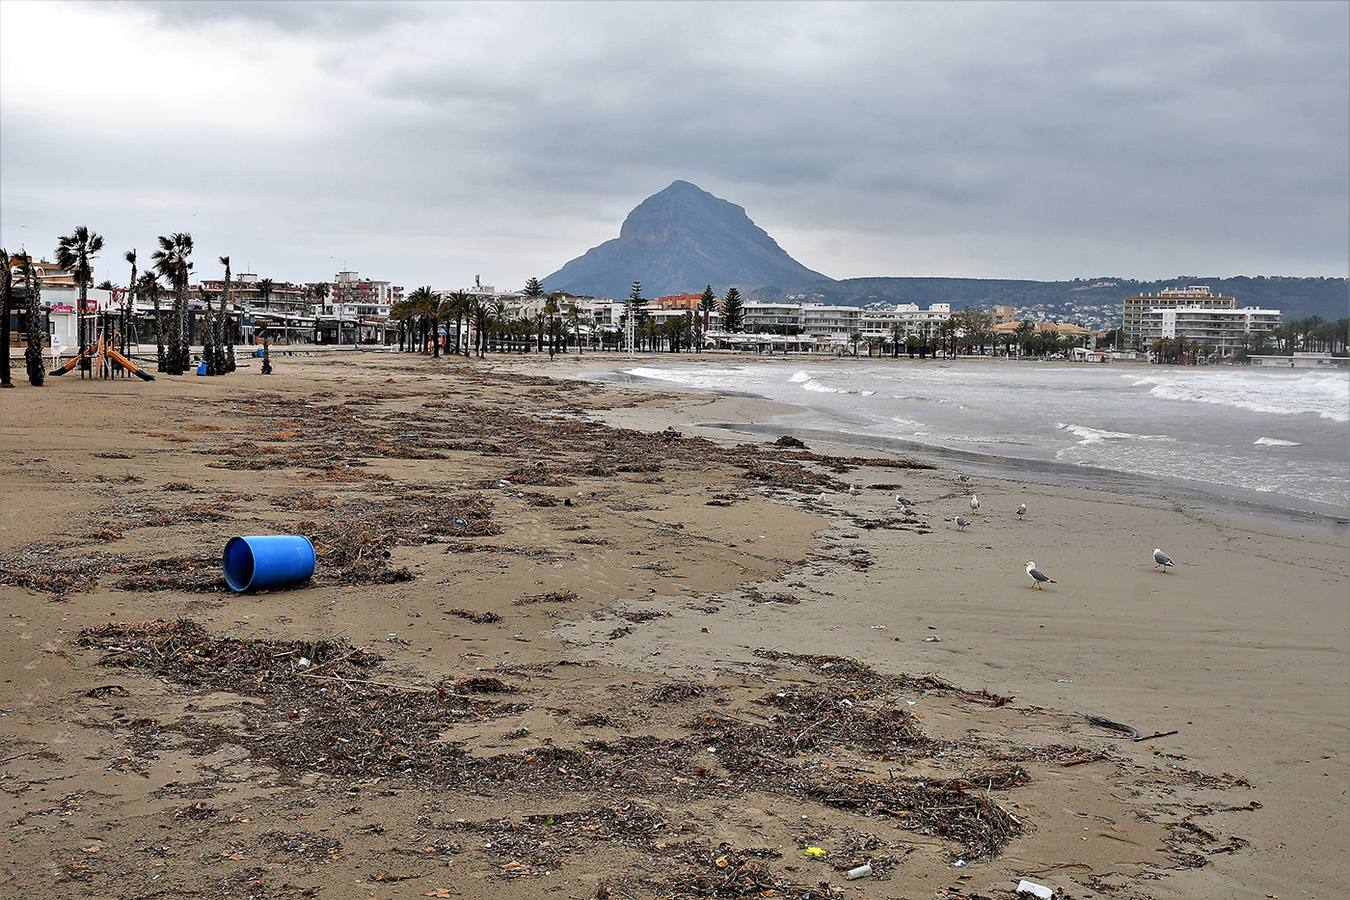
(2, 0, 1347, 291)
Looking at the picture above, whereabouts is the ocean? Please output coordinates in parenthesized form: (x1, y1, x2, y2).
(594, 360, 1350, 517)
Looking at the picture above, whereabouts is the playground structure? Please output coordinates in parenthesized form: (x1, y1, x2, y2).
(49, 290, 155, 381)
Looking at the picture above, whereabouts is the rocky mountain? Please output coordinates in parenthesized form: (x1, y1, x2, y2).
(543, 180, 831, 298)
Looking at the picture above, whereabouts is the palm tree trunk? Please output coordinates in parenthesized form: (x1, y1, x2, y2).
(1, 254, 11, 388)
(24, 264, 44, 386)
(153, 289, 165, 371)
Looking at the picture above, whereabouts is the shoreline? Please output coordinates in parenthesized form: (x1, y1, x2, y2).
(2, 353, 1346, 899)
(571, 354, 1350, 526)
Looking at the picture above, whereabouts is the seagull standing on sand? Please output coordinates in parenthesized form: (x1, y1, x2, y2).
(895, 494, 908, 510)
(1016, 502, 1027, 520)
(951, 516, 970, 529)
(847, 482, 861, 497)
(969, 494, 980, 513)
(1153, 548, 1176, 572)
(1026, 561, 1056, 589)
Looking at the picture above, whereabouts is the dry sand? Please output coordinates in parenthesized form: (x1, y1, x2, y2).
(1, 351, 1345, 900)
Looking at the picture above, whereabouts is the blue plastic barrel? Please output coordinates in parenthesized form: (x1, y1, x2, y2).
(223, 535, 316, 593)
(256, 348, 265, 358)
(196, 361, 208, 375)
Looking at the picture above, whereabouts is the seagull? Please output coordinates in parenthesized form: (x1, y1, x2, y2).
(847, 482, 861, 497)
(894, 494, 908, 509)
(1153, 548, 1176, 572)
(951, 515, 970, 529)
(957, 474, 971, 483)
(1016, 502, 1027, 519)
(969, 494, 980, 513)
(1026, 561, 1056, 589)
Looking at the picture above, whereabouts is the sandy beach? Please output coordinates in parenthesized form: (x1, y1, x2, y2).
(1, 351, 1346, 900)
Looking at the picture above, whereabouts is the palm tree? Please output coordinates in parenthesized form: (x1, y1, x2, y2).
(151, 233, 194, 374)
(888, 322, 904, 358)
(406, 286, 438, 355)
(14, 253, 45, 386)
(388, 299, 411, 351)
(447, 290, 470, 354)
(0, 248, 12, 388)
(258, 277, 274, 311)
(544, 295, 560, 359)
(55, 225, 104, 373)
(471, 296, 490, 357)
(137, 272, 165, 370)
(122, 250, 137, 361)
(1015, 320, 1035, 358)
(437, 294, 457, 357)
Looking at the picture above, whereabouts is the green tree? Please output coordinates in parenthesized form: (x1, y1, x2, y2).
(55, 225, 104, 371)
(699, 284, 717, 332)
(721, 286, 744, 333)
(627, 282, 647, 349)
(151, 233, 194, 374)
(258, 277, 274, 311)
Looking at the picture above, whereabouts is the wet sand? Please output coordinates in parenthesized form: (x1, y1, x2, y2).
(1, 351, 1346, 899)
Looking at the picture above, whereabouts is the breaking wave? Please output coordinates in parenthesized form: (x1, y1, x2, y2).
(1254, 436, 1301, 447)
(1056, 423, 1176, 445)
(1128, 371, 1350, 422)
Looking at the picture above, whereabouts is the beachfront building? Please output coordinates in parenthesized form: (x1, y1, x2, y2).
(318, 271, 403, 344)
(1249, 351, 1350, 369)
(1122, 285, 1235, 347)
(1139, 305, 1281, 356)
(692, 301, 953, 352)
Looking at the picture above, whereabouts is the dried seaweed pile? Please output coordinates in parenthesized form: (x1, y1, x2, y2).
(77, 619, 380, 692)
(194, 374, 928, 498)
(77, 619, 528, 780)
(0, 549, 225, 597)
(669, 844, 834, 899)
(75, 619, 1032, 882)
(754, 649, 1013, 707)
(453, 803, 676, 871)
(296, 491, 499, 585)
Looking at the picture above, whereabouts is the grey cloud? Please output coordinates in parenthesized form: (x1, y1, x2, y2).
(2, 1, 1346, 290)
(128, 0, 422, 34)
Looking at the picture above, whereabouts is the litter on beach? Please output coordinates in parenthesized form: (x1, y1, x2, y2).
(1016, 878, 1055, 898)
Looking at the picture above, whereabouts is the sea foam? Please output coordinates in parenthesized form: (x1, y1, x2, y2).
(1129, 371, 1350, 423)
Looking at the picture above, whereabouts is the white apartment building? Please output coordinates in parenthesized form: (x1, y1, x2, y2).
(1140, 306, 1281, 356)
(1122, 285, 1235, 346)
(738, 301, 952, 347)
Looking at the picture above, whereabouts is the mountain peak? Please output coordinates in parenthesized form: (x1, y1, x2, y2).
(544, 182, 831, 297)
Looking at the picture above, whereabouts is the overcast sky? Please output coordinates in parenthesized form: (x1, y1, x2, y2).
(2, 1, 1347, 291)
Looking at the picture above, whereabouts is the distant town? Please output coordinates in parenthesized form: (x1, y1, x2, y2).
(3, 245, 1348, 378)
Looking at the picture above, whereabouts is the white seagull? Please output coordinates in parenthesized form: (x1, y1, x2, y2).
(847, 482, 861, 497)
(1016, 502, 1027, 519)
(1153, 548, 1176, 572)
(894, 494, 909, 509)
(951, 515, 970, 529)
(969, 494, 980, 513)
(1026, 560, 1056, 589)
